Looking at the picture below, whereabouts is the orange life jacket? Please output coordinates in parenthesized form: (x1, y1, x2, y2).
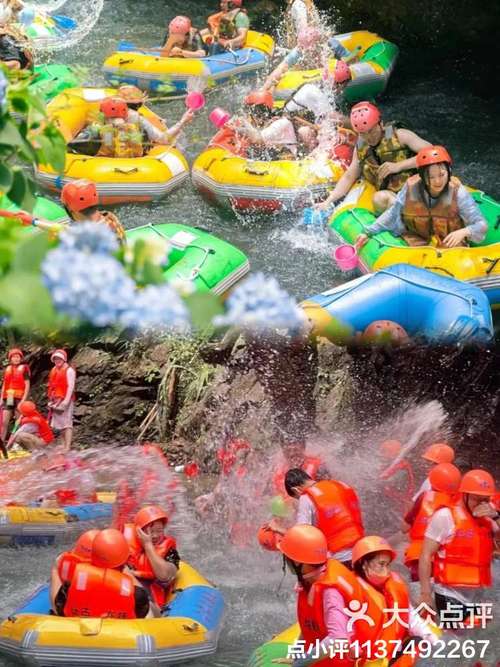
(96, 211, 126, 246)
(402, 175, 464, 245)
(64, 563, 136, 619)
(272, 455, 323, 497)
(432, 503, 494, 588)
(123, 523, 177, 606)
(356, 124, 413, 192)
(210, 126, 250, 157)
(303, 480, 364, 553)
(2, 363, 30, 400)
(404, 490, 457, 566)
(20, 413, 54, 444)
(57, 551, 86, 584)
(48, 365, 76, 402)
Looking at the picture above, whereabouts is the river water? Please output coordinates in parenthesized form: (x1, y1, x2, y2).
(1, 1, 499, 665)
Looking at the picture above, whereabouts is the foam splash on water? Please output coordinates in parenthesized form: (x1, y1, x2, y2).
(27, 0, 104, 52)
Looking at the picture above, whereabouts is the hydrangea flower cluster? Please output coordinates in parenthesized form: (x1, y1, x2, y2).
(214, 272, 307, 333)
(42, 222, 190, 332)
(0, 70, 7, 108)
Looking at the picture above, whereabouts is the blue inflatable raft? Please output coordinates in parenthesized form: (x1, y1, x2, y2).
(302, 264, 494, 344)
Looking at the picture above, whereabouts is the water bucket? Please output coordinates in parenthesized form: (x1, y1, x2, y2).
(185, 91, 205, 111)
(303, 207, 328, 226)
(209, 107, 231, 128)
(333, 244, 358, 271)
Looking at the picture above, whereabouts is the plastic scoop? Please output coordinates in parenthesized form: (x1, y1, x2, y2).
(209, 107, 231, 128)
(185, 91, 205, 111)
(333, 244, 358, 271)
(302, 207, 328, 226)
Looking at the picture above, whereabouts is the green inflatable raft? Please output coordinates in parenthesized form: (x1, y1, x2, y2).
(30, 64, 80, 104)
(328, 179, 500, 306)
(248, 624, 300, 666)
(0, 193, 68, 225)
(126, 223, 250, 297)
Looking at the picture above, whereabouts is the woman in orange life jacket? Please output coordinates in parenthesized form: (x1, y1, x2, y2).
(50, 529, 99, 614)
(418, 468, 499, 628)
(123, 505, 180, 608)
(58, 528, 158, 619)
(6, 400, 54, 452)
(272, 527, 438, 666)
(403, 462, 462, 582)
(47, 349, 76, 452)
(378, 439, 416, 511)
(0, 348, 30, 455)
(274, 468, 364, 567)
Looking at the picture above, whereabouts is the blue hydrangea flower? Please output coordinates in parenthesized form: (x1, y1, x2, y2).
(119, 284, 190, 333)
(0, 70, 7, 107)
(214, 272, 307, 333)
(42, 248, 136, 327)
(58, 222, 119, 255)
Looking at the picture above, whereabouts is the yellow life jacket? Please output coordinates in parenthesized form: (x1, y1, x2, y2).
(97, 122, 144, 159)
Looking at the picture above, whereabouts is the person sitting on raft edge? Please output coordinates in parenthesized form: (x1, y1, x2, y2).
(161, 15, 208, 58)
(202, 0, 250, 55)
(315, 101, 431, 214)
(355, 145, 488, 249)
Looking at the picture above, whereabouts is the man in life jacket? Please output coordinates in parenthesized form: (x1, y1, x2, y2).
(282, 468, 364, 565)
(0, 16, 33, 70)
(14, 179, 127, 247)
(47, 349, 76, 451)
(161, 15, 208, 58)
(403, 462, 462, 581)
(204, 0, 249, 54)
(316, 101, 431, 215)
(418, 468, 499, 627)
(0, 348, 30, 453)
(60, 528, 157, 619)
(356, 145, 488, 249)
(95, 96, 144, 159)
(6, 400, 54, 451)
(274, 527, 437, 666)
(124, 505, 180, 608)
(50, 529, 99, 614)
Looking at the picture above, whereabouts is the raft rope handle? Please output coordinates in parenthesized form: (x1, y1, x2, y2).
(145, 225, 214, 280)
(113, 167, 139, 175)
(482, 257, 500, 275)
(204, 48, 253, 66)
(420, 265, 455, 278)
(182, 622, 200, 632)
(377, 268, 476, 309)
(118, 58, 135, 65)
(244, 164, 270, 176)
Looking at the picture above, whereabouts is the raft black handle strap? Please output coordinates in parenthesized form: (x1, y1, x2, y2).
(114, 167, 139, 175)
(482, 257, 500, 275)
(422, 265, 455, 278)
(7, 616, 17, 623)
(244, 165, 269, 176)
(118, 58, 135, 65)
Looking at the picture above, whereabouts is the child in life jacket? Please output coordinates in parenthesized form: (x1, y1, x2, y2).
(0, 348, 30, 454)
(123, 505, 180, 608)
(50, 529, 99, 614)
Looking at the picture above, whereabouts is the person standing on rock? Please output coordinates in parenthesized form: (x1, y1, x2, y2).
(0, 348, 31, 456)
(47, 349, 76, 451)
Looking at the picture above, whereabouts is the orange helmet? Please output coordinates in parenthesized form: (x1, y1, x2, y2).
(73, 529, 100, 559)
(459, 469, 496, 497)
(422, 443, 455, 464)
(351, 535, 396, 567)
(380, 439, 402, 459)
(61, 180, 98, 213)
(362, 320, 409, 346)
(134, 505, 168, 530)
(416, 145, 452, 168)
(8, 348, 23, 360)
(428, 463, 462, 494)
(100, 97, 128, 120)
(244, 90, 274, 110)
(17, 401, 37, 416)
(350, 101, 381, 133)
(117, 85, 147, 104)
(278, 524, 327, 564)
(91, 528, 130, 569)
(257, 524, 281, 551)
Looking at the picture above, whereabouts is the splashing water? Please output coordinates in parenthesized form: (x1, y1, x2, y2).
(27, 0, 104, 52)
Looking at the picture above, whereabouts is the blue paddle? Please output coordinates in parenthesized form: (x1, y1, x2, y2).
(51, 14, 77, 30)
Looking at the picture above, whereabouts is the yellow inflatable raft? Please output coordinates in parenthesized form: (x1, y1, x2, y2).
(0, 562, 224, 666)
(192, 128, 347, 213)
(35, 88, 189, 204)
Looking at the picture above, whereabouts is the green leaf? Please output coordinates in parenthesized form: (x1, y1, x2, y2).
(7, 169, 36, 212)
(9, 96, 28, 113)
(12, 231, 50, 274)
(184, 292, 224, 332)
(0, 163, 13, 192)
(0, 119, 25, 149)
(0, 271, 62, 332)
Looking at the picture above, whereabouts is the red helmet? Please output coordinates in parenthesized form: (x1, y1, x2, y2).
(244, 90, 274, 110)
(334, 60, 351, 84)
(73, 529, 100, 559)
(362, 320, 409, 346)
(61, 180, 98, 213)
(50, 348, 68, 363)
(100, 97, 128, 120)
(350, 101, 381, 133)
(17, 401, 37, 416)
(297, 27, 321, 50)
(428, 463, 462, 494)
(416, 145, 452, 168)
(91, 528, 130, 569)
(134, 505, 168, 530)
(8, 348, 23, 361)
(168, 15, 192, 34)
